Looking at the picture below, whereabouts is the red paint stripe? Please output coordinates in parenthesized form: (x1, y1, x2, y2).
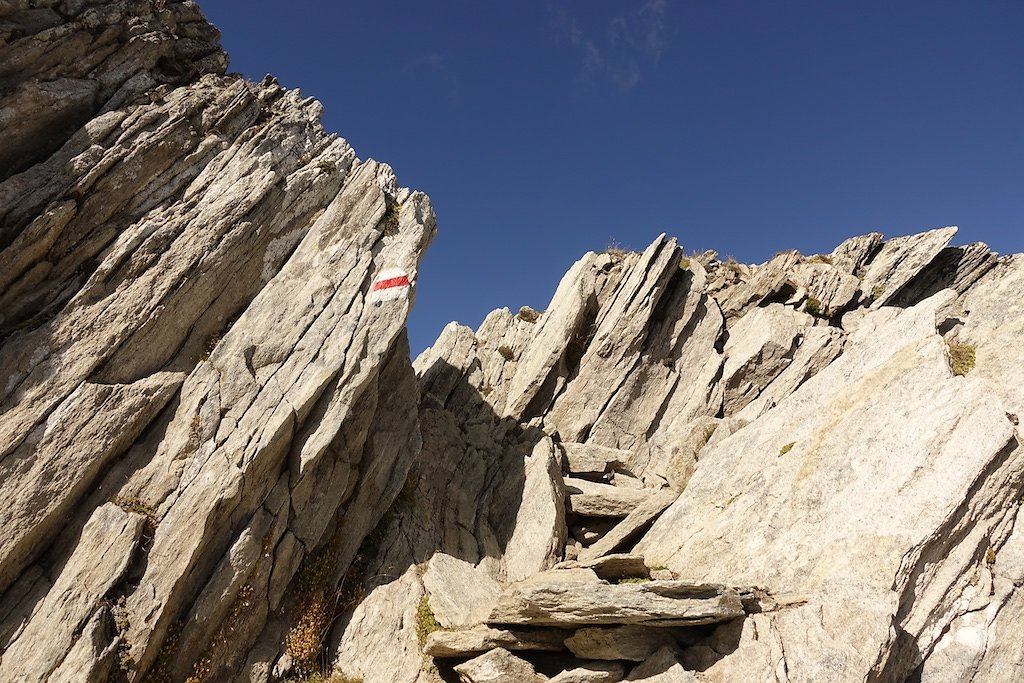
(372, 275, 410, 291)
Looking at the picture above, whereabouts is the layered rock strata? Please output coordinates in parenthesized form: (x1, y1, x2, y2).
(3, 1, 1024, 682)
(0, 2, 434, 681)
(334, 228, 1024, 683)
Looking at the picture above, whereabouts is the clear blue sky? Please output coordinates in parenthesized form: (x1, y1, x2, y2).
(197, 1, 1024, 354)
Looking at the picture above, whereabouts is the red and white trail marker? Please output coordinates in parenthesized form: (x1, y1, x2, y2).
(370, 267, 411, 302)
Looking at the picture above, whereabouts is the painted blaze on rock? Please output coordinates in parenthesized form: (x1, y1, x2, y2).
(371, 267, 412, 302)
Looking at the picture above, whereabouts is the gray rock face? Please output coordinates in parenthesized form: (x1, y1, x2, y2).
(487, 580, 745, 628)
(424, 625, 568, 658)
(565, 626, 678, 661)
(3, 3, 1023, 682)
(454, 647, 548, 683)
(0, 3, 435, 681)
(0, 0, 227, 180)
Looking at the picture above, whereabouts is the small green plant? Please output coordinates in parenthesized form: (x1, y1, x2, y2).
(415, 595, 442, 645)
(808, 254, 833, 265)
(805, 296, 822, 316)
(497, 345, 515, 362)
(679, 256, 691, 269)
(947, 341, 976, 376)
(871, 284, 885, 301)
(779, 442, 795, 457)
(986, 546, 997, 565)
(480, 384, 494, 397)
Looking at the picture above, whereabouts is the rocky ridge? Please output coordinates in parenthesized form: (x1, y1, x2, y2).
(332, 228, 1024, 683)
(1, 2, 1023, 683)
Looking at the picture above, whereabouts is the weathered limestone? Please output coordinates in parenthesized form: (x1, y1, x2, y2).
(958, 254, 1024, 416)
(637, 291, 1024, 680)
(562, 442, 633, 477)
(828, 232, 883, 274)
(424, 625, 568, 658)
(488, 579, 745, 627)
(719, 303, 812, 414)
(859, 226, 958, 306)
(505, 437, 567, 582)
(546, 236, 682, 442)
(3, 4, 1023, 680)
(454, 647, 548, 683)
(578, 494, 677, 563)
(549, 661, 625, 683)
(0, 0, 227, 181)
(565, 478, 650, 518)
(0, 3, 436, 680)
(574, 554, 652, 581)
(423, 554, 502, 628)
(565, 626, 679, 661)
(0, 504, 143, 682)
(624, 647, 697, 682)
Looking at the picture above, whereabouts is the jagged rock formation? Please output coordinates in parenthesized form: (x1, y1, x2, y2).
(333, 229, 1023, 683)
(2, 2, 1023, 683)
(0, 2, 434, 681)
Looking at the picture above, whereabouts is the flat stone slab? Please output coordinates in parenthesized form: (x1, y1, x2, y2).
(562, 442, 632, 476)
(424, 625, 567, 658)
(487, 580, 745, 628)
(565, 478, 649, 517)
(556, 554, 651, 581)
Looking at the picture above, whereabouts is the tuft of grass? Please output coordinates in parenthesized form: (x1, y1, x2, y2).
(185, 584, 255, 682)
(805, 296, 822, 316)
(778, 442, 795, 457)
(947, 341, 976, 376)
(287, 673, 363, 683)
(415, 595, 442, 645)
(112, 496, 158, 539)
(497, 345, 515, 362)
(604, 239, 627, 258)
(986, 546, 997, 565)
(382, 202, 402, 236)
(109, 595, 133, 672)
(617, 577, 651, 584)
(808, 254, 833, 265)
(516, 307, 540, 323)
(871, 284, 885, 301)
(679, 257, 691, 270)
(701, 425, 717, 446)
(197, 331, 222, 363)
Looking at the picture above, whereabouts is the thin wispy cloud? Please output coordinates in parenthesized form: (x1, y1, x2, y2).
(548, 0, 671, 92)
(409, 52, 461, 103)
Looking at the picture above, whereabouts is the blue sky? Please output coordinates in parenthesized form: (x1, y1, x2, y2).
(197, 1, 1024, 354)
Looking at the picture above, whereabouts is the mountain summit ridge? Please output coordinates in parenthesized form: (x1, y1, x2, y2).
(1, 2, 1022, 682)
